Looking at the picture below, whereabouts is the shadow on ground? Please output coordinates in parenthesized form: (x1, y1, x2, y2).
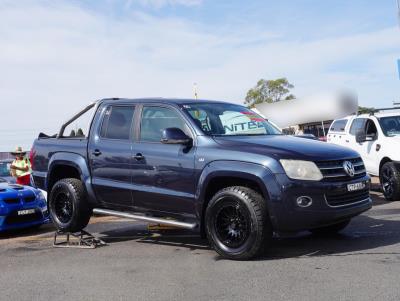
(97, 210, 400, 261)
(2, 192, 400, 262)
(0, 223, 54, 240)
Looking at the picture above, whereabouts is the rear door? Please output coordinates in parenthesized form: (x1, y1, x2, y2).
(327, 118, 349, 146)
(88, 104, 136, 209)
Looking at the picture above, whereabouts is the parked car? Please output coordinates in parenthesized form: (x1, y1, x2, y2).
(32, 98, 371, 260)
(0, 182, 50, 231)
(0, 159, 15, 184)
(327, 111, 400, 201)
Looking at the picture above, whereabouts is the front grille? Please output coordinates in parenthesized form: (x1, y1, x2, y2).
(316, 157, 366, 182)
(5, 210, 42, 225)
(3, 198, 20, 204)
(325, 190, 370, 207)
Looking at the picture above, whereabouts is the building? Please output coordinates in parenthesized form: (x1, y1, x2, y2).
(254, 92, 358, 139)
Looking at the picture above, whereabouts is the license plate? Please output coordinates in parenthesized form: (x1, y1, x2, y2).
(17, 209, 35, 216)
(347, 182, 366, 192)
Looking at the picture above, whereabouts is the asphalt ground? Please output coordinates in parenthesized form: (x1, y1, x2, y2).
(1, 183, 400, 301)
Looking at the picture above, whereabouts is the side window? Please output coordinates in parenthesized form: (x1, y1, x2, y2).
(187, 108, 212, 133)
(330, 119, 348, 132)
(349, 118, 366, 136)
(140, 106, 187, 142)
(365, 119, 377, 136)
(100, 106, 135, 140)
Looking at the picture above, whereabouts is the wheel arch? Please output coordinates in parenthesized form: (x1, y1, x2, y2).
(379, 157, 392, 175)
(47, 153, 97, 205)
(196, 161, 279, 237)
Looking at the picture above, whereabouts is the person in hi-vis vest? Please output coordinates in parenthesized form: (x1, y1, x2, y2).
(9, 146, 32, 186)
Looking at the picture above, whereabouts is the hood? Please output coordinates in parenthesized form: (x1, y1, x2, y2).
(0, 183, 36, 196)
(213, 135, 359, 161)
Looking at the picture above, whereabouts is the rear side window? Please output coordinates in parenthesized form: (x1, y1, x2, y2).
(330, 119, 348, 132)
(349, 118, 367, 135)
(100, 106, 135, 140)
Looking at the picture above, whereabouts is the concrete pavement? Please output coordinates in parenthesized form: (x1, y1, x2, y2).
(1, 190, 400, 301)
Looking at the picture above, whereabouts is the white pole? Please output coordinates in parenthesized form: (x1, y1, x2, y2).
(193, 82, 198, 100)
(398, 0, 400, 28)
(321, 120, 326, 137)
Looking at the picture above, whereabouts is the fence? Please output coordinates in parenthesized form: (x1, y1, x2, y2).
(0, 152, 13, 160)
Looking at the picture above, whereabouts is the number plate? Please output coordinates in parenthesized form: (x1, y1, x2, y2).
(17, 209, 35, 216)
(347, 182, 366, 192)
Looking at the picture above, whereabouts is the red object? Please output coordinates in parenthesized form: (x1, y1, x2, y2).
(29, 146, 35, 170)
(16, 174, 31, 186)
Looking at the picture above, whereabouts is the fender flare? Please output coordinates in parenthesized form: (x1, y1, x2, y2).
(195, 160, 282, 228)
(47, 152, 97, 205)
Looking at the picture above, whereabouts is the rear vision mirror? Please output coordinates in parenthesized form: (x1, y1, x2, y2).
(355, 130, 367, 143)
(161, 128, 192, 145)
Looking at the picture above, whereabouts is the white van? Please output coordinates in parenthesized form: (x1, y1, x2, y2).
(327, 111, 400, 201)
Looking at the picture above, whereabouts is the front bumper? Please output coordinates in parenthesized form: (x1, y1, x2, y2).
(0, 202, 50, 232)
(267, 173, 372, 232)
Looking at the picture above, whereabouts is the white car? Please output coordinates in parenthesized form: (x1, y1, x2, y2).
(327, 110, 400, 201)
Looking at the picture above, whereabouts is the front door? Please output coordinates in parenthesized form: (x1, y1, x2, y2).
(88, 105, 136, 209)
(359, 118, 379, 174)
(131, 105, 196, 216)
(347, 117, 367, 159)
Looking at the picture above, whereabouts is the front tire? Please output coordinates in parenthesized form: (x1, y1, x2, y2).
(310, 220, 350, 236)
(380, 162, 400, 201)
(205, 186, 272, 260)
(49, 178, 92, 233)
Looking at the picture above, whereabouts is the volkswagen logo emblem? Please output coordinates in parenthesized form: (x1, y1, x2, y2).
(343, 161, 355, 177)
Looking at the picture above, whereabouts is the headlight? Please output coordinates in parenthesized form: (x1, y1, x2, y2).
(35, 190, 47, 202)
(280, 160, 323, 181)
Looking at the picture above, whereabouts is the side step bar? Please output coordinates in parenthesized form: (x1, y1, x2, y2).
(93, 208, 197, 230)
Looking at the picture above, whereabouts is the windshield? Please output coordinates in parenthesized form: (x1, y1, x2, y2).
(379, 116, 400, 136)
(182, 103, 281, 136)
(0, 162, 10, 177)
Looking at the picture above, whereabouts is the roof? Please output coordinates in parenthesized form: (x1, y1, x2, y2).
(357, 111, 400, 118)
(99, 97, 232, 105)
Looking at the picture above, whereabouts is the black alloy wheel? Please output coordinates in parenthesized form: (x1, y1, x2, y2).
(380, 162, 400, 201)
(205, 186, 272, 260)
(214, 200, 251, 249)
(49, 178, 92, 232)
(53, 191, 74, 224)
(381, 167, 395, 197)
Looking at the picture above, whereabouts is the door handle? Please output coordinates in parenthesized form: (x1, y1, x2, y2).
(92, 149, 102, 156)
(133, 153, 145, 160)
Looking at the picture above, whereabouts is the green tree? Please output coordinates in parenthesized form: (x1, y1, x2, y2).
(358, 106, 375, 114)
(245, 78, 295, 108)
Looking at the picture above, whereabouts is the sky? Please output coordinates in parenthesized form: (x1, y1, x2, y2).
(0, 0, 399, 151)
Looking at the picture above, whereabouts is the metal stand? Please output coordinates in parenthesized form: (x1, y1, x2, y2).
(53, 230, 106, 249)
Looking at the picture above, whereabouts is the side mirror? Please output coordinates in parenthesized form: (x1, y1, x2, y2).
(161, 128, 192, 145)
(355, 129, 366, 143)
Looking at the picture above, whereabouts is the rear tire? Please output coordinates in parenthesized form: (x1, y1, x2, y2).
(380, 162, 400, 202)
(205, 186, 272, 260)
(49, 178, 92, 233)
(310, 220, 350, 236)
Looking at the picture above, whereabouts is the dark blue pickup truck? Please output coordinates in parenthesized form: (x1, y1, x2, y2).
(32, 98, 372, 259)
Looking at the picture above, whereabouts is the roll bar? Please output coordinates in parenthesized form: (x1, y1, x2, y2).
(58, 102, 97, 138)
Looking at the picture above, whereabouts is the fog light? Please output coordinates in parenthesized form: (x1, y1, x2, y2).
(296, 196, 313, 207)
